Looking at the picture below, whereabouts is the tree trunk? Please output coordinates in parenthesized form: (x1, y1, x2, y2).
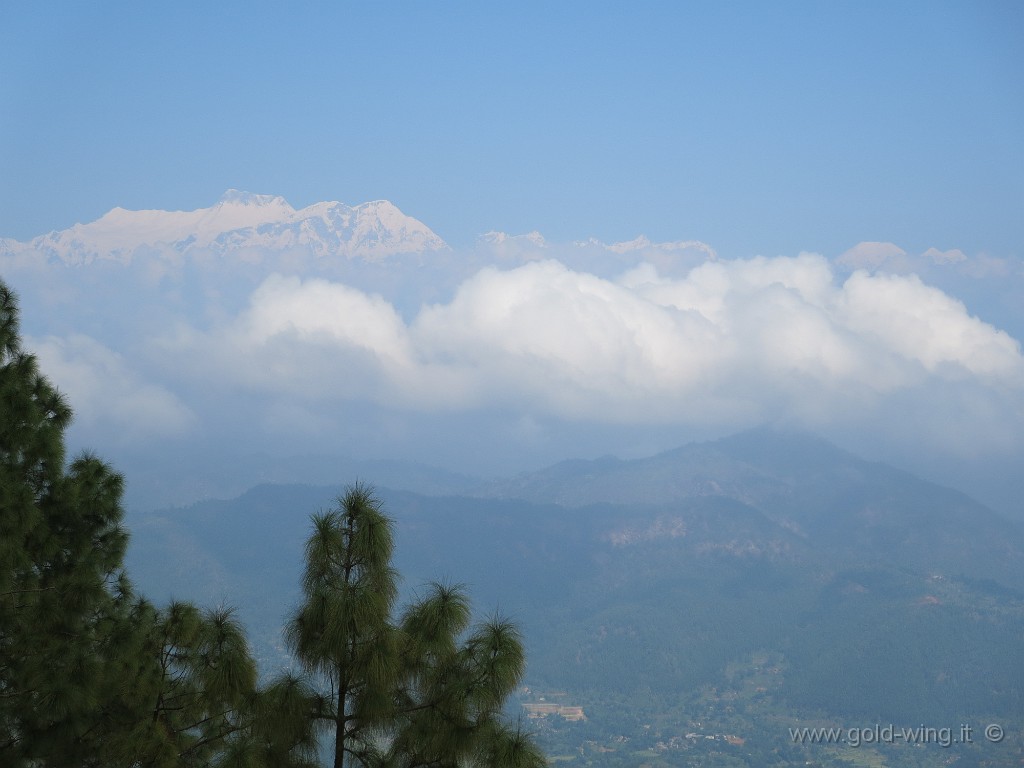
(334, 674, 347, 768)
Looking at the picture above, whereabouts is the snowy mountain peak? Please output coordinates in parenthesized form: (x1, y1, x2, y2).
(217, 189, 290, 208)
(1, 191, 448, 265)
(197, 190, 295, 238)
(479, 230, 547, 247)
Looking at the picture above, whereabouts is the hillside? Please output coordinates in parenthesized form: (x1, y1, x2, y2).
(126, 429, 1024, 766)
(478, 427, 1024, 588)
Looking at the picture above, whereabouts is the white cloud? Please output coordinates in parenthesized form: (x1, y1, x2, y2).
(241, 275, 411, 361)
(837, 270, 1023, 378)
(160, 256, 1024, 446)
(413, 260, 729, 418)
(164, 274, 470, 409)
(28, 334, 196, 442)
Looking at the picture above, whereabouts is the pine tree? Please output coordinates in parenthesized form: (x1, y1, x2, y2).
(385, 582, 546, 768)
(286, 484, 400, 768)
(285, 485, 545, 768)
(0, 279, 267, 767)
(0, 280, 131, 764)
(1, 278, 543, 767)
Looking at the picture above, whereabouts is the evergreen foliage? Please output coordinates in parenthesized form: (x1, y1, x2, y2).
(0, 279, 542, 767)
(0, 280, 135, 764)
(285, 485, 544, 768)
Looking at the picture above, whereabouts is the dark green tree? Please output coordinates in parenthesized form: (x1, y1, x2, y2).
(111, 600, 260, 767)
(386, 582, 545, 768)
(286, 484, 401, 767)
(0, 280, 273, 768)
(1, 278, 542, 767)
(286, 485, 545, 768)
(0, 280, 131, 764)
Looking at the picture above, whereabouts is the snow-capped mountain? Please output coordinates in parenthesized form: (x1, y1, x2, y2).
(0, 190, 448, 264)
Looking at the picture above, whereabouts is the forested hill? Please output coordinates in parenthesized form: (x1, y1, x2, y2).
(474, 427, 1024, 588)
(127, 429, 1024, 766)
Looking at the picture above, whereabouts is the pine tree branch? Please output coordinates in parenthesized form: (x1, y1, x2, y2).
(0, 586, 55, 597)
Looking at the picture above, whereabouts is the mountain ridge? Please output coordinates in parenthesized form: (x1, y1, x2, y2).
(475, 427, 1024, 587)
(0, 189, 449, 264)
(124, 427, 1024, 763)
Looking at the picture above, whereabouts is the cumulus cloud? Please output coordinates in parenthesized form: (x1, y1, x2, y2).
(414, 260, 729, 418)
(160, 255, 1024, 449)
(836, 270, 1022, 377)
(28, 334, 196, 442)
(163, 275, 468, 408)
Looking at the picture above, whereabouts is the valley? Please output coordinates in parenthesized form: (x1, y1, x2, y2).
(126, 429, 1024, 767)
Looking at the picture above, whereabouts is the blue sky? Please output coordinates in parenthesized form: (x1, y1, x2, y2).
(2, 1, 1022, 257)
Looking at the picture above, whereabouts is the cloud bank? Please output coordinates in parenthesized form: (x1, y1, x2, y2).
(4, 213, 1023, 509)
(153, 254, 1022, 454)
(30, 334, 196, 441)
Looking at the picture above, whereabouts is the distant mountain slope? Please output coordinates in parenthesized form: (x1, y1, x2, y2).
(0, 189, 448, 263)
(125, 429, 1024, 764)
(477, 427, 1024, 588)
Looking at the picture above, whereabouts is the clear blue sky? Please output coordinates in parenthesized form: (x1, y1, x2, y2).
(2, 1, 1022, 257)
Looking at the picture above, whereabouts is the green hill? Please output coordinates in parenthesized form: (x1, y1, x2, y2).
(126, 429, 1024, 766)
